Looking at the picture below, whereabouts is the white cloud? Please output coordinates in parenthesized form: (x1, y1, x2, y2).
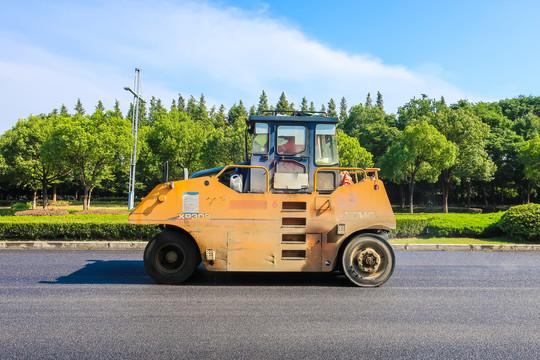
(0, 0, 472, 133)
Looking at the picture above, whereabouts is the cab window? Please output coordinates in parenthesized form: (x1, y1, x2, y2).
(315, 124, 338, 165)
(251, 123, 269, 154)
(277, 126, 306, 155)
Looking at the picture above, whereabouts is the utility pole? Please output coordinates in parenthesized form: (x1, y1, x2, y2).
(124, 68, 144, 210)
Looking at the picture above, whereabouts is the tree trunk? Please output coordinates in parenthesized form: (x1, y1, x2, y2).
(482, 183, 488, 206)
(42, 184, 48, 209)
(442, 178, 450, 214)
(408, 181, 415, 214)
(466, 180, 471, 208)
(87, 187, 94, 209)
(52, 183, 57, 203)
(32, 189, 37, 210)
(491, 183, 497, 210)
(526, 181, 531, 204)
(83, 187, 90, 210)
(399, 184, 405, 209)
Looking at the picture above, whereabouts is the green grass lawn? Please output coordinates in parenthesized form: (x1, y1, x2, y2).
(0, 203, 534, 244)
(389, 237, 526, 245)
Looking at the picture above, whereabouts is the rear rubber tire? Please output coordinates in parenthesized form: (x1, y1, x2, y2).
(144, 231, 199, 285)
(341, 234, 395, 287)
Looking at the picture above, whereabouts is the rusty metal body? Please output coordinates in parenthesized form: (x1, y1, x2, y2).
(129, 169, 395, 273)
(129, 112, 396, 285)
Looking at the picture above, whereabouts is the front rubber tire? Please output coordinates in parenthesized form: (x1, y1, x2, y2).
(341, 234, 395, 287)
(144, 231, 199, 285)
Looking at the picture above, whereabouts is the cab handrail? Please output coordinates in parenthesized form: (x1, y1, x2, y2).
(314, 167, 380, 191)
(215, 165, 270, 192)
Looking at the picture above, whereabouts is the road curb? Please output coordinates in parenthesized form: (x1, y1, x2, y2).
(0, 241, 147, 250)
(392, 244, 540, 251)
(0, 241, 539, 251)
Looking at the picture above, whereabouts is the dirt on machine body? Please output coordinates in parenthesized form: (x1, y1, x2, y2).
(129, 111, 396, 287)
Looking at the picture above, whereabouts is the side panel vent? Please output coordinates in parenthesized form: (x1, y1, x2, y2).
(282, 234, 306, 243)
(282, 250, 306, 259)
(282, 201, 307, 211)
(282, 218, 306, 227)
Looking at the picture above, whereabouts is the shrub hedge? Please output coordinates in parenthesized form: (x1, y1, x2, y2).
(0, 211, 516, 241)
(391, 213, 504, 238)
(11, 203, 30, 211)
(0, 214, 160, 241)
(498, 203, 540, 242)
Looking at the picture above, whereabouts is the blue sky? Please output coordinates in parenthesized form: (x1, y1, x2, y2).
(1, 0, 539, 133)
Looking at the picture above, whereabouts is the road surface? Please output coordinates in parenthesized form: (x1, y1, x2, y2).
(1, 250, 539, 359)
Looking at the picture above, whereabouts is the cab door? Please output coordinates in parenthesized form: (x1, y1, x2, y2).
(273, 124, 310, 191)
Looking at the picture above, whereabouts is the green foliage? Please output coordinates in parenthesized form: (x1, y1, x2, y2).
(0, 114, 73, 208)
(47, 110, 132, 209)
(339, 104, 397, 161)
(519, 137, 540, 186)
(392, 213, 504, 238)
(4, 93, 540, 211)
(426, 213, 504, 237)
(276, 92, 291, 113)
(11, 203, 29, 211)
(336, 131, 373, 168)
(0, 214, 159, 240)
(392, 215, 429, 237)
(380, 121, 457, 213)
(327, 98, 337, 117)
(499, 203, 540, 241)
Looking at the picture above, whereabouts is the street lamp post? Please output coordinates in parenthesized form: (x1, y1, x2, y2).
(124, 68, 144, 210)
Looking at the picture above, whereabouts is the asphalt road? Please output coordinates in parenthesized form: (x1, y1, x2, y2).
(1, 250, 539, 360)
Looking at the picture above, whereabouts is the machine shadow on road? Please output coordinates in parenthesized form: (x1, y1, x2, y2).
(40, 260, 352, 287)
(40, 260, 154, 285)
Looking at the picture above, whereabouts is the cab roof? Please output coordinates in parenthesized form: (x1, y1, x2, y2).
(248, 111, 339, 124)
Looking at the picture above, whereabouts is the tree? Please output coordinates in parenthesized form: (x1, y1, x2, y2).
(257, 91, 269, 114)
(276, 92, 289, 113)
(177, 94, 186, 112)
(339, 97, 348, 120)
(473, 101, 524, 206)
(146, 112, 208, 179)
(519, 137, 540, 202)
(186, 95, 198, 118)
(228, 101, 248, 126)
(113, 99, 123, 118)
(396, 94, 435, 130)
(430, 107, 496, 212)
(365, 93, 372, 109)
(301, 97, 308, 111)
(327, 98, 337, 117)
(51, 111, 132, 209)
(380, 121, 457, 213)
(512, 112, 540, 140)
(74, 98, 85, 115)
(339, 104, 397, 162)
(212, 104, 227, 128)
(337, 130, 373, 168)
(95, 100, 105, 113)
(376, 91, 384, 111)
(60, 104, 69, 116)
(0, 115, 73, 209)
(198, 94, 208, 122)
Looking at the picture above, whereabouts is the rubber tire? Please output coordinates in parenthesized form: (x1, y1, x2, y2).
(143, 231, 199, 285)
(341, 234, 395, 287)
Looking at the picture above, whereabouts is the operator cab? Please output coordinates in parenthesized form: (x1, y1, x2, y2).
(190, 111, 340, 194)
(248, 111, 339, 193)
